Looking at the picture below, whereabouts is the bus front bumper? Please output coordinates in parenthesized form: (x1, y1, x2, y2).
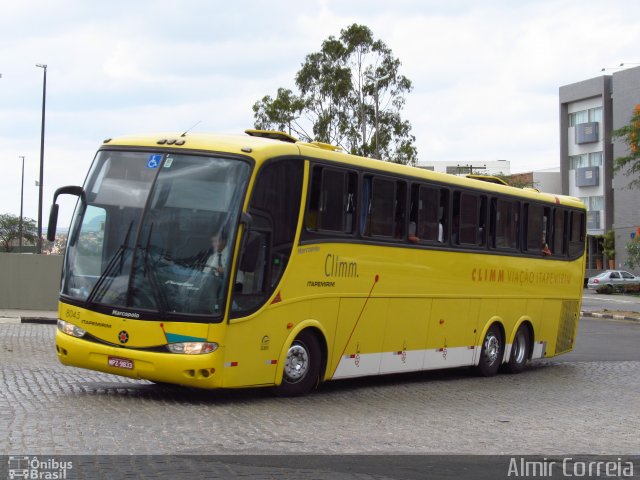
(55, 330, 223, 389)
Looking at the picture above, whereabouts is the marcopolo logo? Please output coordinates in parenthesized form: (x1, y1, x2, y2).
(111, 309, 140, 319)
(7, 456, 73, 479)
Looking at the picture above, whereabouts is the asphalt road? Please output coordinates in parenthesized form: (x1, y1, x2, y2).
(553, 316, 640, 362)
(581, 287, 640, 313)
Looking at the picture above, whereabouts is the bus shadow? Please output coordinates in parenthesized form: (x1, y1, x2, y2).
(71, 361, 553, 404)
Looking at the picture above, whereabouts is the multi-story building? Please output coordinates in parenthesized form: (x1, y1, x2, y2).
(559, 65, 640, 273)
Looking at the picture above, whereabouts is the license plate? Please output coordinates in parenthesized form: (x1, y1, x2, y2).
(108, 356, 134, 370)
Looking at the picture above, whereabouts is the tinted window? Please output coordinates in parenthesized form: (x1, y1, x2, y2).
(491, 198, 519, 250)
(568, 211, 585, 257)
(363, 176, 406, 239)
(233, 159, 303, 316)
(453, 192, 486, 246)
(553, 209, 567, 256)
(410, 185, 448, 243)
(525, 204, 552, 255)
(306, 166, 356, 234)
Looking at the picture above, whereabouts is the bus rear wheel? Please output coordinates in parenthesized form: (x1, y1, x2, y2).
(504, 325, 531, 374)
(273, 330, 321, 397)
(476, 324, 503, 377)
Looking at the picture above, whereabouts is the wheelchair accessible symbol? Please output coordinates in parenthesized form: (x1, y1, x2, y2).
(147, 154, 162, 169)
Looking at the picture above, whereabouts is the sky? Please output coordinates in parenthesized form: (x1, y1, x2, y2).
(1, 0, 639, 227)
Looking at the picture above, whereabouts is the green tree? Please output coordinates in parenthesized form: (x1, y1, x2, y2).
(0, 213, 37, 252)
(612, 104, 640, 189)
(253, 24, 417, 165)
(625, 238, 640, 269)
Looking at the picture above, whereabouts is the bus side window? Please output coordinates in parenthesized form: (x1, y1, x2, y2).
(364, 176, 406, 240)
(553, 209, 567, 256)
(453, 191, 481, 246)
(305, 166, 357, 234)
(524, 203, 544, 253)
(568, 210, 585, 257)
(491, 198, 520, 250)
(412, 185, 448, 243)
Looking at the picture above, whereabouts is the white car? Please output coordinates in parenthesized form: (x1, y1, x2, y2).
(587, 270, 640, 291)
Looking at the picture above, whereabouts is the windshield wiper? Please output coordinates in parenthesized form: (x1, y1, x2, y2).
(85, 221, 134, 306)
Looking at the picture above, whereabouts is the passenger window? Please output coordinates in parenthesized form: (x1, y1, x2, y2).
(525, 204, 545, 253)
(453, 192, 485, 246)
(363, 176, 406, 239)
(410, 185, 448, 243)
(568, 211, 585, 257)
(553, 209, 567, 256)
(491, 198, 519, 250)
(305, 166, 357, 234)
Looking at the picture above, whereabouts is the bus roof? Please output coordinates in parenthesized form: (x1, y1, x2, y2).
(103, 130, 584, 210)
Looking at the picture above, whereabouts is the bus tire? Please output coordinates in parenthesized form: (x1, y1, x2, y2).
(273, 330, 321, 397)
(504, 325, 530, 374)
(476, 324, 503, 377)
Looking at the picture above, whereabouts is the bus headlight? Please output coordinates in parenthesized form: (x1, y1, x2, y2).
(166, 342, 218, 355)
(57, 319, 86, 338)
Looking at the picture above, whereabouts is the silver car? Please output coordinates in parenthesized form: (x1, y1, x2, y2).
(587, 270, 640, 291)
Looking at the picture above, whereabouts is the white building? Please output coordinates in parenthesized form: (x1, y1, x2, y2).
(415, 160, 511, 176)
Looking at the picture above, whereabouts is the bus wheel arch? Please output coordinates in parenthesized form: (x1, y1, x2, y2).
(476, 321, 505, 377)
(273, 325, 327, 397)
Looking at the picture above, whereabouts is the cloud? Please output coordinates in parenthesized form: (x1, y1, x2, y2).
(1, 0, 640, 225)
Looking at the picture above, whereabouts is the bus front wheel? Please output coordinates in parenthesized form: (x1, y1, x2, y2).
(273, 330, 321, 397)
(476, 324, 503, 377)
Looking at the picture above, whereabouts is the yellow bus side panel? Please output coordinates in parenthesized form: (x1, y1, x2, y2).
(379, 298, 431, 374)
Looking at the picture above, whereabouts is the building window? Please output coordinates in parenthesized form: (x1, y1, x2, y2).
(569, 108, 602, 125)
(588, 107, 602, 123)
(569, 110, 588, 127)
(588, 196, 603, 211)
(589, 151, 602, 166)
(569, 152, 602, 170)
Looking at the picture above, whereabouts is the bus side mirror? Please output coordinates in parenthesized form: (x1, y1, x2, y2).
(239, 230, 263, 273)
(47, 204, 59, 242)
(47, 185, 84, 241)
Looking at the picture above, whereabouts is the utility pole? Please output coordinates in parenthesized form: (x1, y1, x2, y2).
(19, 156, 25, 253)
(36, 64, 47, 254)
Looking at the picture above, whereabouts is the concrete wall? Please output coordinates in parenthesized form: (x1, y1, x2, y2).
(0, 253, 63, 310)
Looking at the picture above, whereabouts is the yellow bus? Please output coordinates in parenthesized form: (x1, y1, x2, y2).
(49, 130, 586, 396)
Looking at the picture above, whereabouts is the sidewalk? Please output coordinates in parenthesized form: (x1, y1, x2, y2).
(0, 309, 58, 324)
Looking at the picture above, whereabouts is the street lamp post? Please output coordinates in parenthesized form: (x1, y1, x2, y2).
(19, 156, 25, 253)
(367, 73, 391, 160)
(36, 64, 47, 254)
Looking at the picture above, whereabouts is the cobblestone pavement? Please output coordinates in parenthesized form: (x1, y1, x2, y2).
(1, 324, 639, 456)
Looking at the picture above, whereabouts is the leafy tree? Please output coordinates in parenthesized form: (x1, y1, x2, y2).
(612, 104, 640, 189)
(253, 24, 417, 165)
(0, 213, 37, 252)
(625, 238, 640, 269)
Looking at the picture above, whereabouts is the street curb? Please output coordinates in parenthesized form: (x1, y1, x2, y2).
(581, 311, 640, 322)
(21, 317, 57, 324)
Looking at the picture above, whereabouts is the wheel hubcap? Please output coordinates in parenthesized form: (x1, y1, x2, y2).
(484, 334, 500, 366)
(284, 343, 309, 383)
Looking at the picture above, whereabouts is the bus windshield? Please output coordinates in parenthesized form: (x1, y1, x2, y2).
(62, 150, 251, 318)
